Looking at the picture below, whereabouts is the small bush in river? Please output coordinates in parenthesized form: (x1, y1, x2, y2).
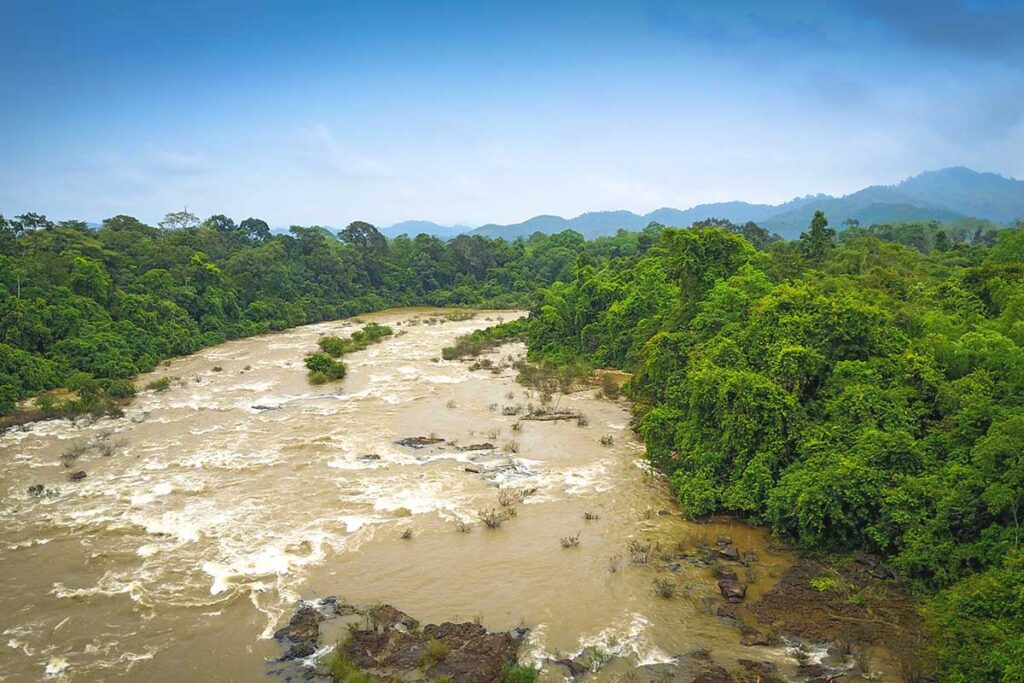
(145, 377, 171, 392)
(653, 578, 676, 599)
(479, 508, 505, 529)
(599, 435, 614, 446)
(560, 533, 580, 548)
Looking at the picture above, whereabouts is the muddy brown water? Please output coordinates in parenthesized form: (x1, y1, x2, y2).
(1, 308, 839, 682)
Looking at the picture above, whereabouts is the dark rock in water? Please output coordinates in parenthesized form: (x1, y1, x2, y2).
(717, 545, 740, 561)
(457, 443, 495, 451)
(798, 663, 833, 682)
(345, 620, 518, 683)
(553, 658, 589, 677)
(395, 436, 445, 448)
(715, 536, 733, 547)
(741, 550, 758, 565)
(68, 471, 87, 482)
(657, 509, 672, 516)
(739, 628, 770, 646)
(27, 484, 45, 496)
(464, 464, 482, 473)
(274, 605, 324, 644)
(716, 603, 740, 620)
(737, 659, 777, 680)
(718, 579, 747, 602)
(357, 454, 382, 461)
(693, 665, 733, 683)
(251, 404, 281, 411)
(280, 640, 317, 660)
(714, 566, 738, 581)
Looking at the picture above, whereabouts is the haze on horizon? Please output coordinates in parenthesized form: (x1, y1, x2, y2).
(1, 0, 1022, 228)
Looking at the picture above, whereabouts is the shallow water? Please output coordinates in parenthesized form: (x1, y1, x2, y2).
(1, 308, 804, 681)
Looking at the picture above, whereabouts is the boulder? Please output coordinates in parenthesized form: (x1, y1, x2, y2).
(68, 471, 87, 482)
(368, 604, 419, 631)
(718, 579, 747, 602)
(553, 658, 589, 677)
(274, 605, 324, 644)
(716, 603, 740, 620)
(717, 545, 740, 562)
(739, 628, 770, 646)
(395, 436, 445, 448)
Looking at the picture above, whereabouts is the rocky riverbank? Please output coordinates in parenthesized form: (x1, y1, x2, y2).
(269, 601, 529, 683)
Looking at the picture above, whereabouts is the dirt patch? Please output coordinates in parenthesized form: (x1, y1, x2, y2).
(748, 555, 925, 653)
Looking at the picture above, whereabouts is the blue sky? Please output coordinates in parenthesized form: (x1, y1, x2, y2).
(1, 1, 1022, 227)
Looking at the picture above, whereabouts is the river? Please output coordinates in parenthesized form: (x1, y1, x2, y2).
(1, 308, 806, 681)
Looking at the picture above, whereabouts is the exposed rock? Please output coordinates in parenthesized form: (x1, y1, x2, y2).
(27, 484, 45, 496)
(741, 551, 758, 565)
(714, 566, 739, 581)
(281, 640, 316, 660)
(464, 464, 482, 473)
(274, 605, 324, 644)
(718, 579, 747, 602)
(395, 436, 446, 448)
(251, 404, 282, 411)
(716, 603, 740, 620)
(692, 665, 733, 683)
(457, 443, 495, 451)
(553, 658, 589, 677)
(739, 628, 770, 646)
(521, 411, 579, 422)
(717, 545, 740, 561)
(716, 536, 733, 547)
(345, 620, 519, 683)
(68, 470, 87, 482)
(357, 453, 381, 461)
(367, 603, 418, 631)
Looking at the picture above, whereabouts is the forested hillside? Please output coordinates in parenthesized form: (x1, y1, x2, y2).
(518, 212, 1024, 680)
(0, 211, 641, 414)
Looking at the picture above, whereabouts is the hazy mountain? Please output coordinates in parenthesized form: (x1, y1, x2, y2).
(381, 220, 469, 239)
(460, 168, 1022, 241)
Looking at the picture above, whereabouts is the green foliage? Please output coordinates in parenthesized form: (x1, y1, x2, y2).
(442, 319, 527, 360)
(1, 213, 628, 413)
(500, 662, 539, 683)
(924, 552, 1024, 682)
(517, 213, 1024, 680)
(322, 647, 376, 683)
(318, 323, 394, 357)
(305, 352, 347, 384)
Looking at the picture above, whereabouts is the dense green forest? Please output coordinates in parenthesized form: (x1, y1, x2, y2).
(0, 210, 643, 414)
(514, 212, 1023, 681)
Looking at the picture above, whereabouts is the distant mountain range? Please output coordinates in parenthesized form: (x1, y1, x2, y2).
(381, 167, 1023, 240)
